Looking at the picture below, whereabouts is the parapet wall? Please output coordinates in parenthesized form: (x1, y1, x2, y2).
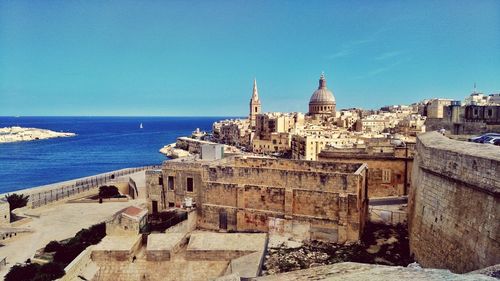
(408, 132, 500, 273)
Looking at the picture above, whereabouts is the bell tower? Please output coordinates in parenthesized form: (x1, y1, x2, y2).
(249, 78, 261, 128)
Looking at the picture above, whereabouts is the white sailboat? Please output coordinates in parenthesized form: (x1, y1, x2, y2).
(140, 123, 143, 129)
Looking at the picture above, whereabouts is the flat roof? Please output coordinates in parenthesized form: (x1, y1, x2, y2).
(147, 233, 185, 251)
(93, 235, 141, 251)
(187, 232, 267, 252)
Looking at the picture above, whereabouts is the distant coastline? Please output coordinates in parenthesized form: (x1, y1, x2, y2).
(0, 116, 224, 193)
(0, 126, 76, 143)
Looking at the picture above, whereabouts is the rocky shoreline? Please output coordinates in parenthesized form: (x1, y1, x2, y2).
(0, 126, 76, 143)
(159, 143, 190, 158)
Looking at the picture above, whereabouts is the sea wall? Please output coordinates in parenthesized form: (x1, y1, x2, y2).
(408, 132, 499, 273)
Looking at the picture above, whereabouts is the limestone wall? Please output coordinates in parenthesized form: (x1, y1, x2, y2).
(0, 200, 10, 226)
(318, 155, 411, 197)
(408, 132, 500, 273)
(199, 158, 367, 243)
(151, 157, 368, 243)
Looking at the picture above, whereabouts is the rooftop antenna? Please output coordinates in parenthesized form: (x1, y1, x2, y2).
(473, 82, 477, 93)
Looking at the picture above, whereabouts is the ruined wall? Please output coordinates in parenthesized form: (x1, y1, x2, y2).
(408, 132, 500, 273)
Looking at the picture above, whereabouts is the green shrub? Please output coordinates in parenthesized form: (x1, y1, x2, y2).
(98, 185, 120, 198)
(6, 222, 107, 281)
(5, 263, 39, 281)
(44, 240, 62, 252)
(33, 263, 65, 281)
(5, 193, 29, 211)
(53, 243, 85, 265)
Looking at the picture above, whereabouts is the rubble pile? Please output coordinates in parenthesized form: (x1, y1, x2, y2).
(263, 223, 413, 275)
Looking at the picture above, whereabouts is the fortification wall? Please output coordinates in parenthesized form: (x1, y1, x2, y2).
(233, 156, 361, 173)
(205, 166, 359, 194)
(408, 132, 499, 273)
(318, 155, 411, 197)
(199, 162, 367, 243)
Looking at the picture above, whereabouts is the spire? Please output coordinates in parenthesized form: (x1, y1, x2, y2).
(318, 72, 327, 89)
(252, 78, 259, 101)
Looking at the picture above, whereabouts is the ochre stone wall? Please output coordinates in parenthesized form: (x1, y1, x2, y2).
(145, 170, 167, 212)
(207, 157, 366, 243)
(149, 156, 368, 243)
(408, 132, 500, 273)
(318, 151, 413, 198)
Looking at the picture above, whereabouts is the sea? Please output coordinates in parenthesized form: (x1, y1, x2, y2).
(0, 116, 231, 194)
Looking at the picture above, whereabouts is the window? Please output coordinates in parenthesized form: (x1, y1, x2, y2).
(168, 176, 174, 190)
(487, 109, 493, 117)
(255, 106, 258, 113)
(382, 169, 391, 183)
(187, 177, 194, 192)
(474, 108, 478, 116)
(168, 202, 175, 208)
(158, 176, 163, 186)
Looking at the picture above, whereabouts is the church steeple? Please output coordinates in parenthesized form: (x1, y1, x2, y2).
(249, 78, 262, 129)
(252, 78, 259, 101)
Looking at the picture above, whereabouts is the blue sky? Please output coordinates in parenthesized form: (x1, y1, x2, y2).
(0, 0, 499, 116)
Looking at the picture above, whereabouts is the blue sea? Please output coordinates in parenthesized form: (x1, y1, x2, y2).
(0, 116, 228, 194)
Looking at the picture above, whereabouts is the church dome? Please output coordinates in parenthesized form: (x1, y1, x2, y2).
(308, 73, 336, 116)
(309, 73, 335, 104)
(310, 88, 335, 103)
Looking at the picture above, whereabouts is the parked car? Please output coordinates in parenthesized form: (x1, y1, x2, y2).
(484, 136, 500, 145)
(469, 133, 500, 143)
(494, 139, 500, 146)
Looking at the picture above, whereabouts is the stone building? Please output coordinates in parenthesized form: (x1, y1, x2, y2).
(425, 102, 500, 134)
(394, 114, 426, 136)
(106, 206, 148, 235)
(426, 99, 453, 119)
(249, 79, 262, 129)
(215, 119, 251, 147)
(291, 131, 358, 161)
(251, 112, 304, 155)
(408, 132, 499, 273)
(308, 73, 336, 119)
(146, 169, 168, 212)
(146, 156, 369, 243)
(319, 139, 415, 197)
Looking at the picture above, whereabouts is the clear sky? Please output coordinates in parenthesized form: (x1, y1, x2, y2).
(1, 0, 499, 116)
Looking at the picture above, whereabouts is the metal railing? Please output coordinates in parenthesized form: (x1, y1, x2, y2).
(29, 165, 161, 209)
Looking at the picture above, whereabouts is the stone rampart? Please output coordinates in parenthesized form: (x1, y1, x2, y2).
(408, 132, 499, 273)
